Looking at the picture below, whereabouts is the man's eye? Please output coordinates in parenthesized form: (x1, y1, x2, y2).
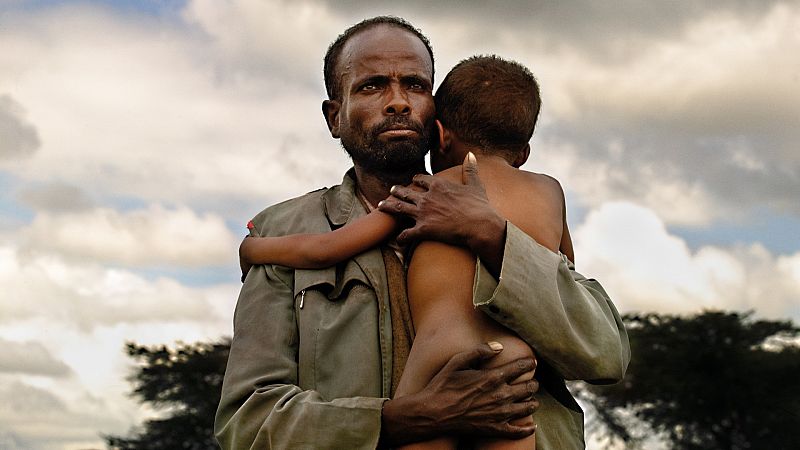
(361, 84, 378, 91)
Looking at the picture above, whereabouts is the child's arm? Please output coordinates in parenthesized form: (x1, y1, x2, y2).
(240, 209, 398, 275)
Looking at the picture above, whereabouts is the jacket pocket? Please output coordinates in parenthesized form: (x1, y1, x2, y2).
(293, 263, 381, 398)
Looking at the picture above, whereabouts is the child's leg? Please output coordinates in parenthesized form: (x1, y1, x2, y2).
(395, 315, 536, 450)
(474, 337, 536, 450)
(397, 241, 536, 449)
(392, 324, 467, 450)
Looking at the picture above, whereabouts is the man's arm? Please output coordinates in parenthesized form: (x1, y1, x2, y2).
(379, 153, 630, 382)
(474, 223, 630, 382)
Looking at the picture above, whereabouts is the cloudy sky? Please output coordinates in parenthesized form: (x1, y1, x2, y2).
(0, 0, 798, 448)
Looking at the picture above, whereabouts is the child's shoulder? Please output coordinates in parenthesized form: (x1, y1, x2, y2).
(520, 170, 564, 191)
(433, 163, 564, 197)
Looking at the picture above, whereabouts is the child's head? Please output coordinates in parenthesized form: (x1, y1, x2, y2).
(432, 55, 541, 171)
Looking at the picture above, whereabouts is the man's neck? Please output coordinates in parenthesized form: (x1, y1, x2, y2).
(354, 164, 425, 206)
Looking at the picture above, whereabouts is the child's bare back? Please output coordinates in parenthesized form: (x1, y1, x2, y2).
(395, 155, 570, 450)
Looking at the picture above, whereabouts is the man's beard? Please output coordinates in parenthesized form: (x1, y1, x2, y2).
(341, 116, 432, 176)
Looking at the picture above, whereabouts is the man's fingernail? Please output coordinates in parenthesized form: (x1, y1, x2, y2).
(467, 152, 477, 164)
(488, 341, 503, 352)
(378, 200, 385, 208)
(390, 185, 398, 194)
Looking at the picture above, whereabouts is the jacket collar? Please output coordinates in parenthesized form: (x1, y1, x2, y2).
(323, 168, 368, 227)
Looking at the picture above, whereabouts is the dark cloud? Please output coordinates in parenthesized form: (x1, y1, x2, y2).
(17, 182, 94, 212)
(326, 0, 785, 61)
(0, 94, 40, 160)
(0, 339, 72, 377)
(540, 114, 800, 218)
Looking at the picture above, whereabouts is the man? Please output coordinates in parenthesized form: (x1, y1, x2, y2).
(215, 16, 630, 449)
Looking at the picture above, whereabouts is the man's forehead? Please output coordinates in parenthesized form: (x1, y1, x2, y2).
(338, 25, 432, 77)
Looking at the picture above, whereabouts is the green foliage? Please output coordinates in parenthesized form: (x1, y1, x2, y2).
(580, 311, 800, 450)
(105, 339, 230, 450)
(106, 311, 799, 450)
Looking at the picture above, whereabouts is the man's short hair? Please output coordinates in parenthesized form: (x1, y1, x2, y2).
(435, 55, 541, 158)
(324, 16, 435, 101)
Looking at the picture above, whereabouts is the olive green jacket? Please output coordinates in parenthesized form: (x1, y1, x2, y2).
(215, 170, 630, 449)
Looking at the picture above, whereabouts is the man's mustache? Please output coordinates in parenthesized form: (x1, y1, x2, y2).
(371, 117, 425, 136)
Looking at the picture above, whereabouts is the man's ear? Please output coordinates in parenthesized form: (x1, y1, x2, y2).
(322, 100, 341, 138)
(512, 143, 531, 168)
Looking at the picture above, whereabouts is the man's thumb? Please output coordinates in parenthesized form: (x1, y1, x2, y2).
(461, 152, 480, 185)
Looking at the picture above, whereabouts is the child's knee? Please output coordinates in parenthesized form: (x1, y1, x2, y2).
(483, 336, 536, 383)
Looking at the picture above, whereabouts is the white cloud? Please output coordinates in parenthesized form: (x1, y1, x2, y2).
(0, 377, 132, 450)
(0, 244, 237, 330)
(19, 204, 238, 267)
(0, 4, 352, 217)
(182, 0, 344, 86)
(574, 201, 800, 321)
(0, 242, 238, 449)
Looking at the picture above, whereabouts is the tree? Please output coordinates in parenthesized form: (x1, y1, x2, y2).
(105, 339, 230, 450)
(578, 311, 800, 449)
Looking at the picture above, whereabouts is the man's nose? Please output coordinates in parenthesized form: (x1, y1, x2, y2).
(383, 85, 411, 115)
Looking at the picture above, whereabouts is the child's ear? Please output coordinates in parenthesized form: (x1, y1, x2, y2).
(512, 143, 531, 168)
(436, 120, 452, 152)
(322, 100, 341, 138)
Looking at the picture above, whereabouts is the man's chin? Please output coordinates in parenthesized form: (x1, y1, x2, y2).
(343, 139, 428, 173)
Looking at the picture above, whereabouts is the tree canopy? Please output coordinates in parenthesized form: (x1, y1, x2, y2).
(579, 310, 800, 449)
(105, 340, 229, 450)
(106, 310, 800, 449)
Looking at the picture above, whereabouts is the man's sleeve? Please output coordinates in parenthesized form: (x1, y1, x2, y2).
(473, 222, 631, 383)
(214, 262, 386, 449)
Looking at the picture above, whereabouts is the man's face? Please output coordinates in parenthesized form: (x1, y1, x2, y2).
(325, 25, 435, 175)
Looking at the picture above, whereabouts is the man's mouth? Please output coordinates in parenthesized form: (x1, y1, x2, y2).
(380, 128, 418, 138)
(377, 123, 420, 139)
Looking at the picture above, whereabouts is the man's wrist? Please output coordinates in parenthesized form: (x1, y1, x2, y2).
(380, 397, 426, 447)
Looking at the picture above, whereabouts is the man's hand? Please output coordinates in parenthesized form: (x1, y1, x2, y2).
(380, 343, 539, 446)
(378, 153, 506, 276)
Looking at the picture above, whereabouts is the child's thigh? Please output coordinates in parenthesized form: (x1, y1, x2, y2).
(396, 320, 535, 397)
(395, 323, 482, 397)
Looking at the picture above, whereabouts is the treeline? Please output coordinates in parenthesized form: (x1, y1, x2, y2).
(105, 311, 800, 449)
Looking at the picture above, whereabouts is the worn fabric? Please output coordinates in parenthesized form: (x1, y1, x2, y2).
(381, 246, 414, 395)
(215, 169, 630, 449)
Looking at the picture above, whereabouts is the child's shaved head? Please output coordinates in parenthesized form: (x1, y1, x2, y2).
(435, 55, 541, 161)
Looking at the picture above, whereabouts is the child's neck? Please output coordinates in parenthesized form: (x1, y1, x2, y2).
(448, 141, 515, 170)
(471, 151, 514, 167)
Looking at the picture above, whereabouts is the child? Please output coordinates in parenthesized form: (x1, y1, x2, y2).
(240, 55, 573, 450)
